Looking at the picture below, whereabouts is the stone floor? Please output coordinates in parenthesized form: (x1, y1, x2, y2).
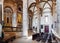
(12, 38, 60, 43)
(12, 36, 39, 43)
(13, 37, 32, 43)
(9, 30, 35, 43)
(5, 30, 60, 43)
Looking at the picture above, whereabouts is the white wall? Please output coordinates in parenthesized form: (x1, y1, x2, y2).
(56, 0, 60, 36)
(32, 1, 53, 33)
(32, 11, 38, 28)
(53, 6, 57, 32)
(41, 11, 53, 33)
(40, 3, 53, 33)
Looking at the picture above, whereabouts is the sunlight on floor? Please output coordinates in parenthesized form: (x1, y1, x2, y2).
(27, 36, 32, 40)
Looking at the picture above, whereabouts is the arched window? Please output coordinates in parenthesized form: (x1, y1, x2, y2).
(4, 7, 13, 14)
(28, 2, 40, 33)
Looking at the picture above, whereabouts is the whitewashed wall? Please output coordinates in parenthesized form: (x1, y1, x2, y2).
(28, 0, 35, 7)
(56, 0, 60, 36)
(40, 3, 53, 33)
(32, 2, 53, 33)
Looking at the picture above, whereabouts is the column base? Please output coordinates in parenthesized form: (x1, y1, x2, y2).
(22, 36, 28, 39)
(0, 24, 2, 37)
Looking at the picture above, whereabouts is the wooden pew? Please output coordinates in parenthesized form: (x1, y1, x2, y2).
(3, 32, 16, 43)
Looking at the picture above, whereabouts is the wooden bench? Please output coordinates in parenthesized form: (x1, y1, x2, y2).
(3, 32, 16, 43)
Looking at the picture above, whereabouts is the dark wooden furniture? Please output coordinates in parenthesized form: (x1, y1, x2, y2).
(32, 33, 40, 40)
(2, 32, 16, 43)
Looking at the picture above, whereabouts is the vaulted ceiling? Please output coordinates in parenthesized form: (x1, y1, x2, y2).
(4, 0, 56, 16)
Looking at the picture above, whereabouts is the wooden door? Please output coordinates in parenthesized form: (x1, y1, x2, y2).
(44, 25, 49, 33)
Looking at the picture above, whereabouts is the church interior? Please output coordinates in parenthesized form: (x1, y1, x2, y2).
(1, 0, 60, 43)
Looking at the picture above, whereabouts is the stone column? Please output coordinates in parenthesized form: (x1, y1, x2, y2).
(36, 12, 40, 33)
(22, 0, 28, 37)
(0, 0, 3, 37)
(36, 0, 40, 33)
(12, 13, 17, 31)
(2, 0, 4, 21)
(52, 0, 56, 32)
(56, 0, 60, 35)
(0, 24, 2, 37)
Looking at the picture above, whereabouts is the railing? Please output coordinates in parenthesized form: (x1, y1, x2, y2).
(3, 26, 22, 32)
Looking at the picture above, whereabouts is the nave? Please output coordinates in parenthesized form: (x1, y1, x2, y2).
(0, 0, 60, 43)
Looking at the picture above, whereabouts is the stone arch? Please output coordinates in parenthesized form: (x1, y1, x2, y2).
(28, 2, 36, 10)
(28, 2, 36, 29)
(41, 2, 53, 33)
(43, 2, 51, 8)
(4, 6, 13, 26)
(3, 0, 17, 31)
(4, 6, 13, 13)
(42, 2, 52, 16)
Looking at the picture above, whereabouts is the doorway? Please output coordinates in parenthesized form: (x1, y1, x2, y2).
(44, 25, 49, 33)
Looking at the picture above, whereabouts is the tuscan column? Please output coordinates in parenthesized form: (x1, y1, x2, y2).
(12, 4, 17, 31)
(2, 0, 4, 21)
(12, 12, 17, 31)
(0, 0, 3, 37)
(56, 0, 60, 35)
(52, 0, 55, 31)
(22, 0, 28, 37)
(0, 24, 2, 37)
(36, 0, 40, 33)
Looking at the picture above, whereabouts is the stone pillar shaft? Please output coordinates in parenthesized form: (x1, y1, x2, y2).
(2, 0, 4, 21)
(22, 0, 28, 37)
(57, 0, 60, 35)
(12, 13, 17, 27)
(0, 0, 2, 37)
(36, 0, 40, 33)
(0, 24, 2, 37)
(12, 13, 17, 31)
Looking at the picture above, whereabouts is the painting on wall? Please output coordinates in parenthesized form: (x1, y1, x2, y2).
(17, 13, 22, 23)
